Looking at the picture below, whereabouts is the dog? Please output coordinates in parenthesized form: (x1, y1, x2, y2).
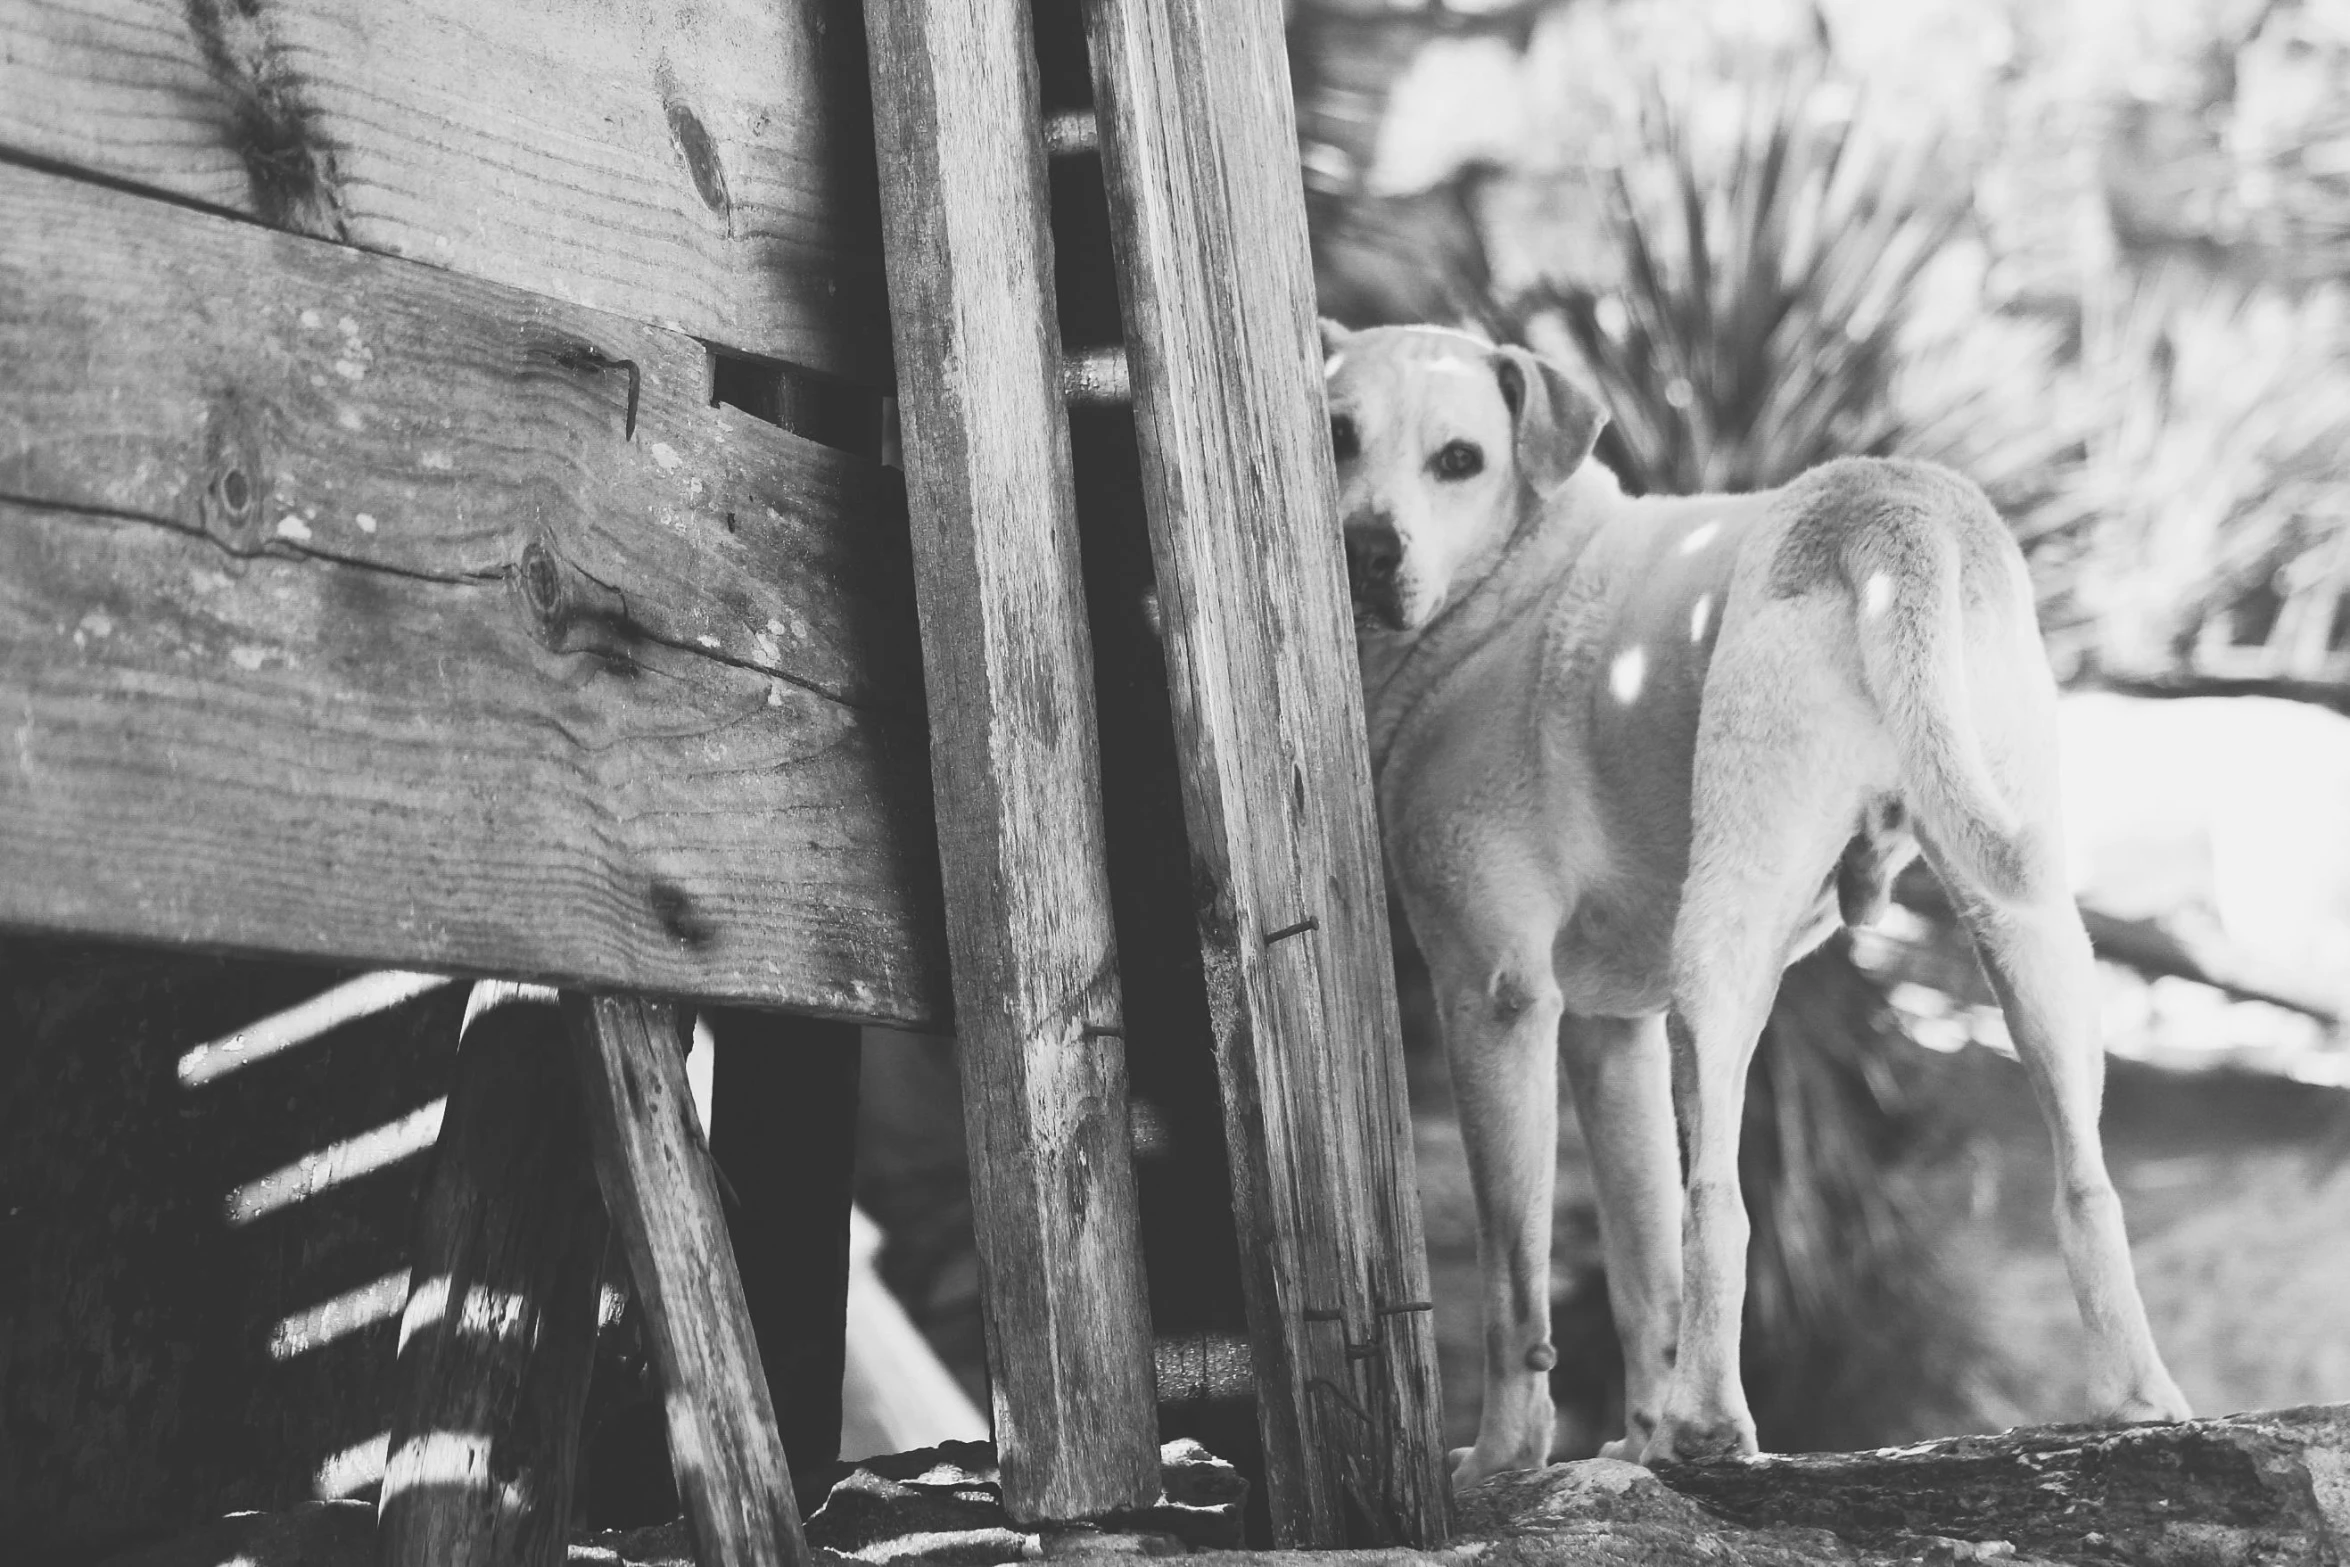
(1319, 321, 2191, 1485)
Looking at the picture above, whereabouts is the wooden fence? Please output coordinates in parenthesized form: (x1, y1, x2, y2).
(0, 0, 1451, 1559)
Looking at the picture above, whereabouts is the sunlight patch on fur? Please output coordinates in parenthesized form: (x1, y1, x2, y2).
(1609, 645, 1647, 704)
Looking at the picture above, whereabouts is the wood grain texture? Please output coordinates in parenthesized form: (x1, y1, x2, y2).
(863, 0, 1162, 1523)
(1081, 0, 1453, 1546)
(379, 986, 605, 1567)
(0, 0, 890, 379)
(0, 160, 948, 1022)
(566, 992, 808, 1567)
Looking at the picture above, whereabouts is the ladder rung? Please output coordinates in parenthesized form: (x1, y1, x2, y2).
(1060, 344, 1131, 407)
(1153, 1330, 1254, 1407)
(1041, 107, 1099, 159)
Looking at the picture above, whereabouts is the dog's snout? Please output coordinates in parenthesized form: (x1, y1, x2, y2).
(1347, 523, 1402, 588)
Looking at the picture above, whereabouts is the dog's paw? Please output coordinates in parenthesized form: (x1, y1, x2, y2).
(1640, 1410, 1758, 1468)
(1449, 1441, 1548, 1490)
(1596, 1412, 1659, 1466)
(2101, 1376, 2191, 1426)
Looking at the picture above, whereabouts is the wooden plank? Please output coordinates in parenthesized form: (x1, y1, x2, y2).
(0, 160, 949, 1022)
(862, 0, 1161, 1523)
(0, 0, 890, 380)
(1081, 1, 1453, 1546)
(380, 984, 605, 1567)
(566, 992, 808, 1567)
(1030, 0, 1270, 1501)
(706, 1008, 861, 1477)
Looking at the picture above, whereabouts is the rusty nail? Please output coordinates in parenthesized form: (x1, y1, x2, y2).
(557, 344, 643, 440)
(1264, 915, 1319, 947)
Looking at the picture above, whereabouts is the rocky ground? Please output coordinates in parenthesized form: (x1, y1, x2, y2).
(95, 1406, 2350, 1567)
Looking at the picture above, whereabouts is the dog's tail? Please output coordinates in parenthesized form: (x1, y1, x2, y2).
(1846, 511, 2035, 904)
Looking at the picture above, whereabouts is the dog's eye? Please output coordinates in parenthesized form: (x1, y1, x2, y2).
(1432, 439, 1484, 480)
(1331, 413, 1359, 463)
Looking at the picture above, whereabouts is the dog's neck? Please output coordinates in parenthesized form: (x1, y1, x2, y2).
(1357, 461, 1622, 777)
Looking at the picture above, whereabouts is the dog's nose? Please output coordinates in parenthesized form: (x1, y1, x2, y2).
(1347, 524, 1401, 590)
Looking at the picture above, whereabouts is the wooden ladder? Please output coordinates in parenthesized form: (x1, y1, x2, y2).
(865, 0, 1453, 1551)
(374, 2, 1453, 1562)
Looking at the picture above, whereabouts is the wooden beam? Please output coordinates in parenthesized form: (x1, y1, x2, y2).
(0, 160, 948, 1022)
(706, 1008, 862, 1477)
(1890, 865, 2343, 1027)
(1080, 0, 1452, 1546)
(0, 0, 891, 380)
(566, 992, 807, 1567)
(863, 0, 1161, 1523)
(380, 984, 605, 1567)
(2082, 668, 2350, 719)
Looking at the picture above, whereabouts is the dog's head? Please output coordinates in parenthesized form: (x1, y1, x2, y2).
(1321, 322, 1605, 634)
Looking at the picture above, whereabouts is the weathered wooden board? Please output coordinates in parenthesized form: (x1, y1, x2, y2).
(380, 986, 606, 1567)
(566, 993, 808, 1567)
(0, 0, 891, 380)
(1083, 0, 1453, 1546)
(864, 0, 1162, 1523)
(0, 160, 947, 1022)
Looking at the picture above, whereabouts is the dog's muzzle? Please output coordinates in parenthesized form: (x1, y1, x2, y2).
(1346, 522, 1405, 630)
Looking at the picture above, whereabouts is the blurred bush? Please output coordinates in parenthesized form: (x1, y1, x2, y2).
(1475, 58, 1968, 496)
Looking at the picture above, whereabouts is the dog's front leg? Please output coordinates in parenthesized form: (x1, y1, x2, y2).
(1438, 954, 1565, 1487)
(1559, 1010, 1682, 1462)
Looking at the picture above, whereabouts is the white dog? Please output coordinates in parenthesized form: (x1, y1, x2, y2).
(1320, 322, 2190, 1484)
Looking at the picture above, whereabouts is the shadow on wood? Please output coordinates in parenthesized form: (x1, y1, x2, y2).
(565, 993, 808, 1567)
(380, 983, 606, 1567)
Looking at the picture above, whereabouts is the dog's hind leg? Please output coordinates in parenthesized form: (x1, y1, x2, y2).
(1890, 560, 2188, 1425)
(1645, 632, 1866, 1466)
(1934, 848, 2191, 1424)
(1431, 925, 1567, 1487)
(1560, 1010, 1682, 1463)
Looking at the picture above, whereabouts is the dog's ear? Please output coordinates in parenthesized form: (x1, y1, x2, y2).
(1318, 317, 1354, 363)
(1493, 345, 1605, 494)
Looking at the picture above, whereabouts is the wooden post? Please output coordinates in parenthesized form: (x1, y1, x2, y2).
(705, 1008, 862, 1478)
(565, 993, 808, 1567)
(1079, 0, 1454, 1546)
(862, 0, 1162, 1523)
(380, 984, 606, 1567)
(1031, 0, 1268, 1517)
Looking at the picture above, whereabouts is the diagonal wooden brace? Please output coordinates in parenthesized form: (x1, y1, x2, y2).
(565, 992, 810, 1567)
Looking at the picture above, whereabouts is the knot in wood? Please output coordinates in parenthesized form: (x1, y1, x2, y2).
(201, 395, 267, 549)
(665, 102, 732, 220)
(519, 540, 569, 642)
